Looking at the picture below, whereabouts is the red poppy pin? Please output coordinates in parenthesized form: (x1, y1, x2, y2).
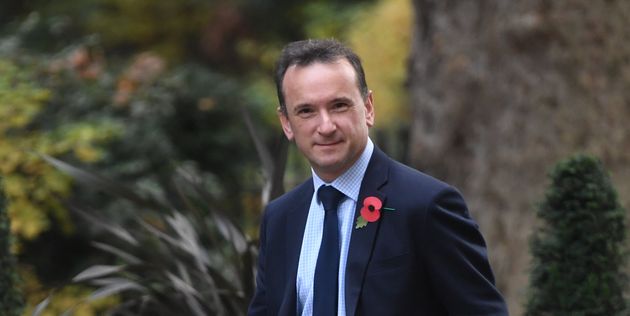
(355, 196, 395, 229)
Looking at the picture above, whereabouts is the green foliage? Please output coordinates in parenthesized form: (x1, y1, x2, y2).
(86, 0, 214, 61)
(0, 178, 24, 316)
(526, 154, 627, 315)
(36, 155, 257, 315)
(0, 58, 118, 240)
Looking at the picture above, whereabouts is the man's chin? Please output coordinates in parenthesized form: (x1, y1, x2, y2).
(311, 159, 350, 178)
(313, 143, 344, 154)
(313, 160, 340, 171)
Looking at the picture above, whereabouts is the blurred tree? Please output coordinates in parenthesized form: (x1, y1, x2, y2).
(526, 155, 626, 315)
(0, 178, 23, 316)
(87, 0, 215, 61)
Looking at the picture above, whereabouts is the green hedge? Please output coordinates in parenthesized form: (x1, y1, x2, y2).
(526, 154, 627, 315)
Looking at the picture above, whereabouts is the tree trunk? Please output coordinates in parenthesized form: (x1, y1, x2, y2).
(408, 1, 630, 314)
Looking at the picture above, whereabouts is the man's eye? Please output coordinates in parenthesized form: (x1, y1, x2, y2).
(297, 108, 314, 117)
(332, 103, 349, 111)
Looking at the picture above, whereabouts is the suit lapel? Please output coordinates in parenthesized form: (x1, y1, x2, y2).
(345, 148, 389, 316)
(278, 180, 313, 316)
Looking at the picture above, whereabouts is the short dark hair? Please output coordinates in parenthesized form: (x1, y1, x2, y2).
(274, 39, 369, 115)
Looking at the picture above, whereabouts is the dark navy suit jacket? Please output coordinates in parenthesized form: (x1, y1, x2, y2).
(249, 147, 508, 315)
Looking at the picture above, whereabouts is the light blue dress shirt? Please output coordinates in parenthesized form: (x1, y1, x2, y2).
(296, 138, 374, 316)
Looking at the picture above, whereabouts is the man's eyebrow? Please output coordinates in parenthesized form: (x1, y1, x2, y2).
(290, 96, 354, 114)
(329, 97, 354, 105)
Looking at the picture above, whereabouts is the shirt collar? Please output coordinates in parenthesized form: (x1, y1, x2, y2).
(312, 137, 374, 203)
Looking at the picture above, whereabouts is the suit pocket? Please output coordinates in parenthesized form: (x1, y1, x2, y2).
(366, 252, 412, 276)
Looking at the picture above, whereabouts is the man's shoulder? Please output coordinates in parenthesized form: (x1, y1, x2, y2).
(265, 177, 314, 213)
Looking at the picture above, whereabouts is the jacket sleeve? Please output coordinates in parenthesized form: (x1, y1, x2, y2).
(248, 209, 268, 316)
(422, 186, 509, 315)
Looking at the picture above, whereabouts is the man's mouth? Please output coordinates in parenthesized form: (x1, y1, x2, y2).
(316, 140, 342, 147)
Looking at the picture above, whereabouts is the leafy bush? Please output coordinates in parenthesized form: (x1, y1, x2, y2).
(35, 155, 257, 315)
(0, 58, 118, 241)
(526, 154, 627, 315)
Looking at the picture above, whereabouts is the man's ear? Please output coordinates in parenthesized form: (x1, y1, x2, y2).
(278, 108, 294, 140)
(365, 90, 375, 128)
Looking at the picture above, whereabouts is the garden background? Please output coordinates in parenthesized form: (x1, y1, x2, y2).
(2, 0, 630, 315)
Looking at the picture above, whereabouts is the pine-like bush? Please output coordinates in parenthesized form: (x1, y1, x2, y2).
(526, 154, 627, 315)
(0, 178, 24, 316)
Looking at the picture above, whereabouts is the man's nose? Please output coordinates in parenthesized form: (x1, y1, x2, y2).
(317, 111, 336, 135)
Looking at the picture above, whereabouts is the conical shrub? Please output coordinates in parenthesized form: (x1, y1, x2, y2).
(526, 154, 627, 315)
(0, 178, 24, 316)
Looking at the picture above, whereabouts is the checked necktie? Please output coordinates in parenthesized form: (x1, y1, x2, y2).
(313, 185, 345, 316)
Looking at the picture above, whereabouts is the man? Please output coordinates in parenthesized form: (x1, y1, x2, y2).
(249, 39, 508, 316)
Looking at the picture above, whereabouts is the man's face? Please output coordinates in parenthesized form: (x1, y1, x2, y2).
(279, 59, 374, 182)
